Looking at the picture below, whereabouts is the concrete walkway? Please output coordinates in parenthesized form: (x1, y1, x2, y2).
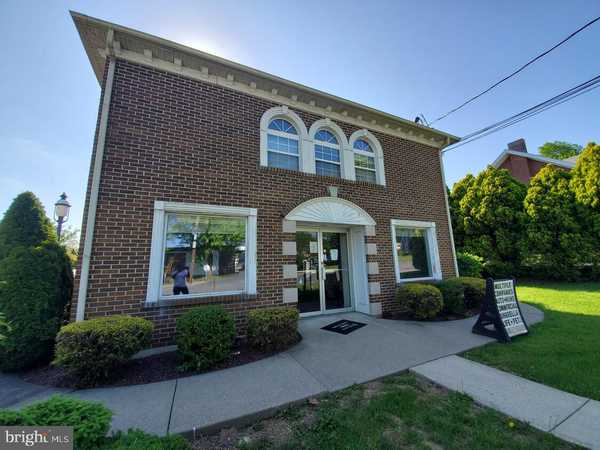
(412, 356, 599, 450)
(1, 304, 544, 437)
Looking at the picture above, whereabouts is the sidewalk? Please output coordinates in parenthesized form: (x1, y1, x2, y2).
(1, 304, 544, 437)
(411, 355, 599, 450)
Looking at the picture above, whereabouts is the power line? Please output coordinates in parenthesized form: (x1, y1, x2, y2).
(442, 74, 600, 153)
(430, 15, 600, 125)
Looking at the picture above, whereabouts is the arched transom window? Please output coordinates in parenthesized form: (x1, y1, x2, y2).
(353, 139, 377, 183)
(267, 118, 299, 171)
(314, 130, 341, 178)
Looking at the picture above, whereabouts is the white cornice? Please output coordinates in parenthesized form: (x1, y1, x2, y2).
(71, 11, 459, 149)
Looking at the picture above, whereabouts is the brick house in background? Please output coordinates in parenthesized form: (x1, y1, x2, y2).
(71, 12, 460, 344)
(492, 138, 576, 184)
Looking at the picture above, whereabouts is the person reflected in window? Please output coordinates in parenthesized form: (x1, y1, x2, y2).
(171, 265, 190, 295)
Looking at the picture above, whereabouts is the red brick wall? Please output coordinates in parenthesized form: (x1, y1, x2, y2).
(71, 58, 456, 345)
(500, 154, 548, 184)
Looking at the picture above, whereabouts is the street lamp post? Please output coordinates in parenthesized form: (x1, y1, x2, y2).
(54, 193, 71, 240)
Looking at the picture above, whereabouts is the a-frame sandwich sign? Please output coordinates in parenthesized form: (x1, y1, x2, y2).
(472, 278, 529, 343)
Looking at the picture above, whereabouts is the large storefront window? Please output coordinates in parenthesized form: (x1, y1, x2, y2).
(162, 214, 246, 297)
(146, 202, 257, 304)
(391, 220, 442, 282)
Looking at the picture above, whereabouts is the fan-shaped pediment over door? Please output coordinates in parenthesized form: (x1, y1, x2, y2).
(285, 197, 375, 226)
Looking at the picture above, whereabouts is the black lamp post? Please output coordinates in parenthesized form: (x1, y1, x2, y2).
(54, 193, 71, 240)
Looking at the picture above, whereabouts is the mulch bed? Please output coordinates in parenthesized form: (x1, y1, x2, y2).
(383, 308, 480, 322)
(21, 335, 301, 389)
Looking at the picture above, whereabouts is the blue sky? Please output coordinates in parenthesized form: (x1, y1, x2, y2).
(1, 0, 599, 229)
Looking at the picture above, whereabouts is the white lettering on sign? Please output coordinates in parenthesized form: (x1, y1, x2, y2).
(493, 280, 527, 337)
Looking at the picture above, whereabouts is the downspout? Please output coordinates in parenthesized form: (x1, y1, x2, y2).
(439, 137, 460, 276)
(76, 43, 116, 321)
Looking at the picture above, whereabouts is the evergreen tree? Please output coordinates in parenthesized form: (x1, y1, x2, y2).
(0, 192, 56, 260)
(459, 166, 527, 277)
(449, 174, 476, 248)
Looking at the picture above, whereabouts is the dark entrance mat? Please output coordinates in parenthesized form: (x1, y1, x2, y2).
(321, 319, 367, 335)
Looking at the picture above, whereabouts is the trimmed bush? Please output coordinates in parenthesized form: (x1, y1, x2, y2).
(176, 306, 235, 371)
(54, 315, 153, 386)
(396, 284, 443, 319)
(452, 277, 486, 309)
(103, 429, 192, 449)
(0, 396, 111, 449)
(457, 252, 483, 278)
(247, 307, 299, 351)
(482, 259, 513, 279)
(0, 242, 73, 371)
(0, 313, 10, 346)
(433, 279, 465, 315)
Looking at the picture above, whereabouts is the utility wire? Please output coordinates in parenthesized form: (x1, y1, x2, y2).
(442, 74, 600, 153)
(430, 15, 600, 125)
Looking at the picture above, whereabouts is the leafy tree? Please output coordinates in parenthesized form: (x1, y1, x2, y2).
(0, 313, 10, 346)
(521, 166, 589, 279)
(449, 174, 476, 248)
(571, 142, 600, 209)
(458, 166, 527, 277)
(0, 242, 73, 370)
(0, 192, 56, 260)
(58, 226, 80, 266)
(538, 141, 582, 160)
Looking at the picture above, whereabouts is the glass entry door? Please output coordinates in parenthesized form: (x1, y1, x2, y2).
(296, 229, 351, 315)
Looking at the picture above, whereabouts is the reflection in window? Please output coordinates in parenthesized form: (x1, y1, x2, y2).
(353, 139, 376, 183)
(267, 118, 299, 171)
(162, 214, 246, 297)
(314, 129, 341, 178)
(394, 227, 432, 279)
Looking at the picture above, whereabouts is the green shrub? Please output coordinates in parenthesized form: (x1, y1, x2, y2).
(396, 284, 443, 319)
(0, 396, 112, 449)
(247, 307, 299, 351)
(457, 252, 483, 277)
(0, 242, 73, 371)
(0, 313, 10, 346)
(482, 259, 514, 279)
(0, 192, 57, 260)
(54, 315, 153, 386)
(176, 306, 235, 371)
(433, 279, 465, 315)
(103, 429, 192, 450)
(452, 277, 486, 309)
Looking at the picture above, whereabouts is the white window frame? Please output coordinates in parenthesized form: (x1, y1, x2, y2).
(260, 106, 309, 172)
(308, 118, 349, 178)
(348, 130, 386, 186)
(146, 201, 257, 304)
(390, 219, 442, 283)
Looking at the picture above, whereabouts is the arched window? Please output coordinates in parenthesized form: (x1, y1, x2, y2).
(353, 139, 377, 183)
(266, 118, 300, 171)
(314, 129, 341, 178)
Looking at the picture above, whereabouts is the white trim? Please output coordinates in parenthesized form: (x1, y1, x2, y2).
(492, 149, 576, 170)
(76, 58, 116, 321)
(439, 149, 459, 276)
(286, 197, 376, 226)
(260, 106, 309, 171)
(309, 119, 348, 179)
(145, 201, 258, 305)
(349, 130, 386, 186)
(390, 219, 442, 283)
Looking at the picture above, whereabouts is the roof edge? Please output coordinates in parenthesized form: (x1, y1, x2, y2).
(492, 149, 576, 169)
(70, 10, 459, 145)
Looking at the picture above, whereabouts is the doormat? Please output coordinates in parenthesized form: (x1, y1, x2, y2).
(321, 319, 367, 335)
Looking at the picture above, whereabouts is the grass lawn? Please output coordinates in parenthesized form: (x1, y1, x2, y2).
(195, 373, 579, 450)
(464, 281, 600, 401)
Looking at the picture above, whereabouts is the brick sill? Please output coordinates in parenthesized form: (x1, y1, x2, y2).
(145, 293, 257, 308)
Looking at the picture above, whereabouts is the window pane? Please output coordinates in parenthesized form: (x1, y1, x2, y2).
(315, 144, 340, 162)
(316, 160, 341, 178)
(268, 134, 299, 155)
(355, 168, 376, 183)
(354, 154, 375, 169)
(315, 130, 338, 144)
(162, 214, 246, 296)
(268, 151, 299, 170)
(268, 118, 297, 134)
(395, 227, 431, 279)
(353, 139, 373, 152)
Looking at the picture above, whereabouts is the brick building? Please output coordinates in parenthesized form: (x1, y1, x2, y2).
(492, 139, 576, 184)
(71, 12, 460, 344)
